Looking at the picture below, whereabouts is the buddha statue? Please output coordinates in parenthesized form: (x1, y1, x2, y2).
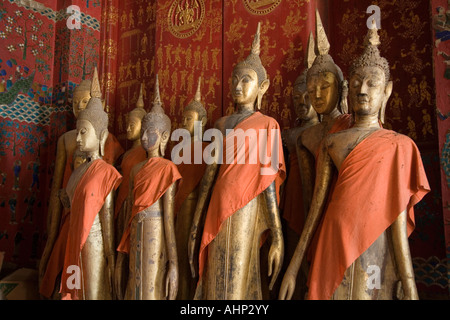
(295, 10, 353, 217)
(188, 23, 286, 300)
(279, 33, 319, 300)
(39, 72, 124, 299)
(116, 75, 181, 300)
(279, 21, 430, 300)
(115, 84, 147, 249)
(59, 68, 122, 300)
(174, 77, 208, 300)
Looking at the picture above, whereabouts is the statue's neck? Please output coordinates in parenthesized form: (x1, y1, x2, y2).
(147, 148, 162, 159)
(353, 113, 381, 129)
(301, 117, 320, 128)
(321, 108, 342, 129)
(86, 151, 101, 162)
(236, 104, 255, 115)
(132, 138, 141, 149)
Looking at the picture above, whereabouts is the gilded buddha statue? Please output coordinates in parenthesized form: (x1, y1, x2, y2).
(279, 33, 319, 300)
(188, 23, 286, 300)
(279, 21, 430, 300)
(174, 77, 208, 300)
(294, 10, 353, 217)
(39, 71, 124, 299)
(116, 75, 181, 300)
(115, 84, 147, 249)
(59, 68, 122, 300)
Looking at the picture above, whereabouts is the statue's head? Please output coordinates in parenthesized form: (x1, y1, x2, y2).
(76, 68, 109, 157)
(72, 79, 91, 119)
(293, 33, 318, 122)
(307, 10, 345, 116)
(231, 22, 270, 110)
(348, 20, 392, 124)
(127, 83, 147, 142)
(141, 75, 171, 156)
(182, 77, 207, 137)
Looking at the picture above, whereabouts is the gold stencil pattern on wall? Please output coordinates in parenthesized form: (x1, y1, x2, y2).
(168, 0, 205, 38)
(242, 0, 282, 15)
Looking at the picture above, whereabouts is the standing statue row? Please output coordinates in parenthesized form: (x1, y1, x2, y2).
(39, 11, 430, 300)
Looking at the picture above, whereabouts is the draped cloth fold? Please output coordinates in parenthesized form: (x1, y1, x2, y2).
(306, 129, 430, 300)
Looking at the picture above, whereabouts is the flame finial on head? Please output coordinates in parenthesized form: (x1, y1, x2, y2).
(315, 9, 330, 56)
(90, 67, 102, 100)
(306, 32, 316, 69)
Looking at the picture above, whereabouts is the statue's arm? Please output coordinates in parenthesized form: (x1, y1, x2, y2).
(391, 209, 419, 300)
(296, 133, 316, 218)
(39, 134, 66, 283)
(99, 190, 115, 298)
(279, 140, 334, 300)
(188, 161, 219, 278)
(263, 181, 284, 291)
(114, 171, 135, 300)
(163, 182, 178, 300)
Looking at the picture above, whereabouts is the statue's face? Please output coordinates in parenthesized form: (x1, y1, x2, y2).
(307, 72, 339, 115)
(349, 66, 386, 116)
(231, 67, 259, 107)
(126, 115, 142, 141)
(141, 125, 161, 153)
(181, 109, 199, 137)
(73, 90, 91, 119)
(293, 86, 315, 121)
(76, 120, 99, 153)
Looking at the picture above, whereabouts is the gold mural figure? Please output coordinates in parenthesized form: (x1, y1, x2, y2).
(226, 17, 249, 43)
(165, 44, 174, 64)
(419, 76, 432, 105)
(194, 45, 202, 70)
(407, 116, 417, 140)
(202, 47, 209, 71)
(211, 48, 220, 70)
(407, 77, 420, 108)
(421, 109, 434, 138)
(281, 41, 303, 72)
(281, 10, 307, 38)
(280, 103, 292, 129)
(185, 44, 193, 68)
(128, 9, 135, 29)
(272, 70, 283, 96)
(120, 11, 127, 30)
(205, 74, 219, 99)
(389, 92, 403, 122)
(137, 5, 144, 25)
(174, 43, 183, 67)
(400, 43, 431, 75)
(141, 33, 148, 54)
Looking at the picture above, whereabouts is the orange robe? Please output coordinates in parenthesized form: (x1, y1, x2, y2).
(117, 157, 182, 254)
(39, 133, 123, 299)
(59, 159, 122, 300)
(306, 129, 430, 300)
(198, 112, 286, 280)
(174, 141, 208, 215)
(114, 146, 147, 219)
(282, 114, 353, 236)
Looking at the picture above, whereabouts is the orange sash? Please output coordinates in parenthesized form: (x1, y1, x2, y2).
(114, 146, 147, 219)
(117, 157, 182, 254)
(174, 141, 208, 215)
(60, 160, 122, 300)
(306, 129, 430, 300)
(198, 112, 286, 279)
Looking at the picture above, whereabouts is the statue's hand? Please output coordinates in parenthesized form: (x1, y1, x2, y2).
(278, 265, 297, 300)
(268, 233, 283, 291)
(165, 263, 178, 300)
(397, 279, 419, 300)
(188, 225, 198, 278)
